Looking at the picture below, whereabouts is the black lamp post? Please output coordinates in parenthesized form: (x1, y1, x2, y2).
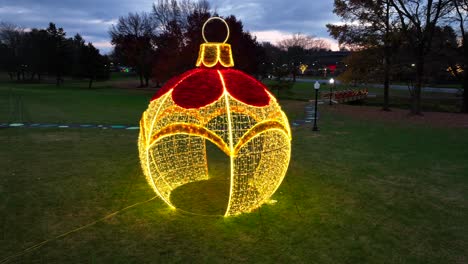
(329, 78, 335, 105)
(313, 81, 320, 131)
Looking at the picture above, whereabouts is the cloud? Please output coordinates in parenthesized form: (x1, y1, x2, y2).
(251, 30, 294, 43)
(212, 0, 339, 49)
(0, 0, 154, 54)
(0, 5, 32, 14)
(93, 41, 113, 50)
(0, 0, 340, 54)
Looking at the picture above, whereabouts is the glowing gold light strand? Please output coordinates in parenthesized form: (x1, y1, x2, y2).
(217, 70, 236, 216)
(202, 16, 230, 43)
(233, 120, 290, 154)
(138, 17, 292, 216)
(148, 123, 231, 156)
(143, 92, 174, 208)
(139, 88, 292, 216)
(196, 43, 234, 67)
(139, 87, 292, 215)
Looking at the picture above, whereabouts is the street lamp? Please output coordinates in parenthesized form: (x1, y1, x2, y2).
(329, 78, 335, 105)
(313, 81, 320, 131)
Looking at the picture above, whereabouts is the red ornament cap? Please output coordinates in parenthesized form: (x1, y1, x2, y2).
(151, 68, 271, 108)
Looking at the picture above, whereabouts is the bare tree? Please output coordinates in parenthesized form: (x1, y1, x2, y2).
(109, 12, 156, 87)
(110, 12, 154, 38)
(390, 0, 453, 115)
(0, 22, 24, 46)
(277, 33, 330, 51)
(152, 0, 182, 32)
(152, 0, 210, 32)
(179, 0, 210, 28)
(0, 22, 25, 80)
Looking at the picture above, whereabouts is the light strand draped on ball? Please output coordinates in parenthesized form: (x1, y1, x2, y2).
(138, 17, 291, 216)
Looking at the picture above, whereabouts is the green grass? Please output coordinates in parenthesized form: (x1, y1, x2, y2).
(388, 82, 462, 89)
(1, 81, 467, 263)
(264, 80, 318, 101)
(360, 86, 462, 112)
(109, 72, 140, 81)
(0, 82, 154, 124)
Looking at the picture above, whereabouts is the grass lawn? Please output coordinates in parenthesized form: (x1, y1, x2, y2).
(0, 82, 153, 124)
(1, 81, 467, 263)
(109, 72, 140, 81)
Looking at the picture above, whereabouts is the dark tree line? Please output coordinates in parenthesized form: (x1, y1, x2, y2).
(0, 22, 109, 88)
(328, 0, 468, 114)
(258, 36, 333, 80)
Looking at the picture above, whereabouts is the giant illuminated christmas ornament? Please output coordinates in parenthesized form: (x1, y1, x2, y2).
(138, 17, 291, 216)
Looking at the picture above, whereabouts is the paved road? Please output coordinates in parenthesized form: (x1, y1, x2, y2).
(0, 122, 140, 130)
(369, 84, 459, 94)
(293, 78, 461, 94)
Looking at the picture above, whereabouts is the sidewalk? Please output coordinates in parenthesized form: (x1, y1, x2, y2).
(0, 122, 140, 130)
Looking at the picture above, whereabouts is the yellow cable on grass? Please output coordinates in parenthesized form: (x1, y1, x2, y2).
(0, 196, 157, 264)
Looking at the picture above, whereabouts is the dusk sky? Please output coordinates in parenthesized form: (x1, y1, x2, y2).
(0, 0, 340, 54)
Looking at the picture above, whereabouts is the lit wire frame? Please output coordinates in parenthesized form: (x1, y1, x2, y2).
(138, 17, 292, 216)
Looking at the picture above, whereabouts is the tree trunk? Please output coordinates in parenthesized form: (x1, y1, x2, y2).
(139, 72, 144, 87)
(412, 57, 424, 115)
(383, 55, 391, 111)
(383, 71, 390, 111)
(56, 71, 62, 86)
(411, 84, 422, 115)
(462, 72, 468, 113)
(454, 0, 467, 113)
(462, 42, 468, 113)
(382, 1, 391, 112)
(145, 76, 149, 87)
